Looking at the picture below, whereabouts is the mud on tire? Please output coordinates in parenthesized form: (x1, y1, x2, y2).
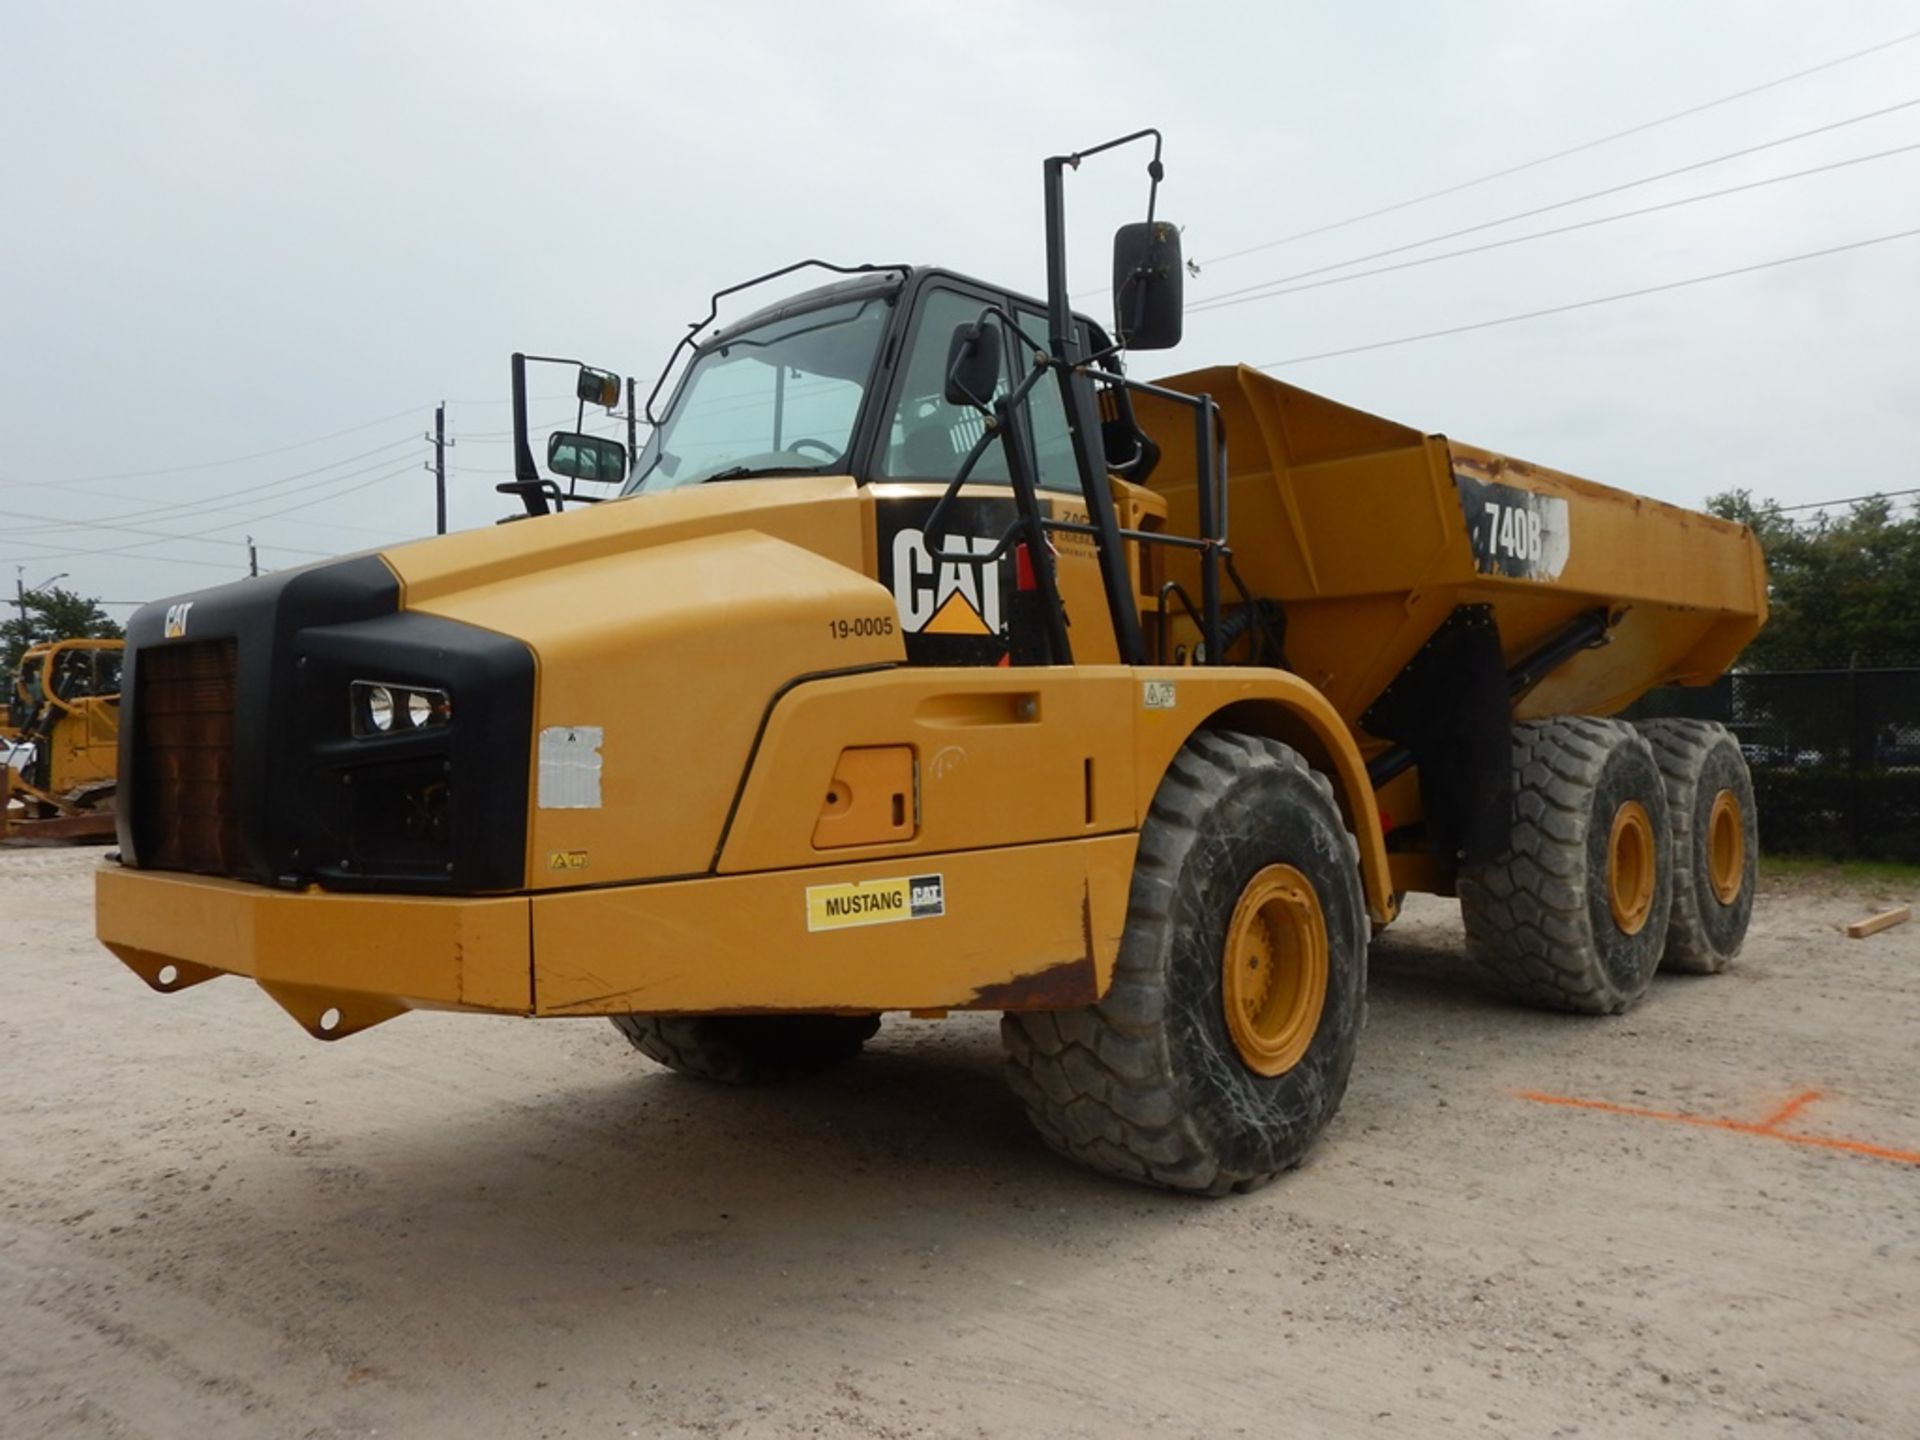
(1460, 717, 1673, 1014)
(1634, 719, 1757, 974)
(1001, 730, 1368, 1196)
(610, 1013, 881, 1085)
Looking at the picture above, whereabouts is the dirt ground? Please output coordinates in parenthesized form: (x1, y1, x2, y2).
(2, 847, 1915, 1440)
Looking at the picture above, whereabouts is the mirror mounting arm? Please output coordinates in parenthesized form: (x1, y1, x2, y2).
(1038, 131, 1161, 668)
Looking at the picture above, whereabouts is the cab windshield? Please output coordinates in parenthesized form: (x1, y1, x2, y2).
(625, 296, 889, 493)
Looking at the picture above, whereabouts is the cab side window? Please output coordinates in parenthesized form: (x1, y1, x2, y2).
(876, 288, 1011, 484)
(1015, 309, 1093, 494)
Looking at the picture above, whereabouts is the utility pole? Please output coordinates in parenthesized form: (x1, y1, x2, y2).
(12, 567, 67, 652)
(424, 403, 452, 534)
(247, 537, 259, 577)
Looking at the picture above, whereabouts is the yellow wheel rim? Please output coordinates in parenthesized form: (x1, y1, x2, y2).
(1608, 800, 1657, 936)
(1222, 864, 1329, 1077)
(1707, 788, 1744, 905)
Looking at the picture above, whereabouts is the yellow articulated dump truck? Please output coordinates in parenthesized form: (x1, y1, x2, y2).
(5, 638, 122, 843)
(97, 132, 1765, 1194)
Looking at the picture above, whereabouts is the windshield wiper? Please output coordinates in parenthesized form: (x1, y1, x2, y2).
(703, 464, 829, 483)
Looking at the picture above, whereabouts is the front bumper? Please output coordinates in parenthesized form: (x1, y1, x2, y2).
(97, 833, 1136, 1039)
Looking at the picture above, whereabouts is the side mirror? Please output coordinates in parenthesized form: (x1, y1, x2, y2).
(1112, 220, 1184, 351)
(943, 321, 1002, 408)
(576, 367, 622, 408)
(547, 431, 628, 486)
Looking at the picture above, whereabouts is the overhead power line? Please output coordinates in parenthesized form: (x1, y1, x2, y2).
(1775, 487, 1920, 512)
(1190, 140, 1920, 315)
(1, 542, 278, 578)
(4, 403, 431, 486)
(3, 499, 344, 558)
(3, 434, 422, 535)
(1196, 24, 1920, 270)
(440, 392, 578, 406)
(3, 461, 421, 566)
(1198, 95, 1920, 308)
(1258, 226, 1920, 368)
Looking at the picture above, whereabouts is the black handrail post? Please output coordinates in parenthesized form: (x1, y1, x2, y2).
(1040, 145, 1150, 668)
(1194, 398, 1221, 661)
(996, 392, 1073, 665)
(507, 352, 551, 517)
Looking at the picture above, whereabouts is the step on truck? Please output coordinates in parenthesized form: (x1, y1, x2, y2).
(97, 132, 1766, 1194)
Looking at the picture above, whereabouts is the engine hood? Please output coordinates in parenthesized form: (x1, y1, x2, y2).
(385, 475, 875, 607)
(380, 475, 905, 888)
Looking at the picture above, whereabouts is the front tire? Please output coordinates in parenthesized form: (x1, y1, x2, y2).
(1001, 731, 1368, 1196)
(609, 1013, 880, 1085)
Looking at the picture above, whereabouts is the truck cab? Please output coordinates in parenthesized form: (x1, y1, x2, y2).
(597, 265, 1166, 671)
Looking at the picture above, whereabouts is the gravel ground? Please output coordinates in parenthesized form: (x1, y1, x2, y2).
(2, 846, 1915, 1439)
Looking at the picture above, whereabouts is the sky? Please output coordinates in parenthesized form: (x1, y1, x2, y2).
(2, 0, 1916, 616)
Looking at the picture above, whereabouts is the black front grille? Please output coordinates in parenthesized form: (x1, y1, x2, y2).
(119, 556, 531, 893)
(134, 639, 241, 874)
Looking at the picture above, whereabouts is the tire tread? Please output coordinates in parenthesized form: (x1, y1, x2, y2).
(1001, 732, 1364, 1196)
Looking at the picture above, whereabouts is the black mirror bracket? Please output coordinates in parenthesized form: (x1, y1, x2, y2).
(1039, 131, 1163, 668)
(506, 351, 634, 518)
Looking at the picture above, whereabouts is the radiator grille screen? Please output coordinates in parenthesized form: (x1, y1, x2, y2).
(133, 640, 241, 874)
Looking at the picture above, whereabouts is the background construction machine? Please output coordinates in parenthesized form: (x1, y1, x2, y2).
(96, 132, 1764, 1194)
(4, 638, 122, 843)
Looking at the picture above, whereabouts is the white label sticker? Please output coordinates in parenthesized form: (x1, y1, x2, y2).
(538, 726, 604, 809)
(1142, 680, 1177, 710)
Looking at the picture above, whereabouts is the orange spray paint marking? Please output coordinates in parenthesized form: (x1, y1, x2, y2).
(1514, 1089, 1920, 1168)
(1761, 1090, 1823, 1130)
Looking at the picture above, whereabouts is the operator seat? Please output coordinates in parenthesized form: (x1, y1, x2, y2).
(899, 424, 959, 480)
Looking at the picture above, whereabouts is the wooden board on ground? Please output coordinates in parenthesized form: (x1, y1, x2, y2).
(1845, 905, 1913, 940)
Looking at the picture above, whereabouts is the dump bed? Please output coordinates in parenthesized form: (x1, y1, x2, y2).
(1134, 366, 1767, 740)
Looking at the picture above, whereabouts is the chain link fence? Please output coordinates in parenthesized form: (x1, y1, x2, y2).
(1627, 664, 1920, 862)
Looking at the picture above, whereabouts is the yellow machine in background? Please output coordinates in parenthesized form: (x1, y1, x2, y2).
(96, 131, 1766, 1194)
(4, 638, 122, 842)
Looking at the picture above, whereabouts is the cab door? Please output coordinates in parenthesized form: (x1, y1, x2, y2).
(868, 282, 1132, 668)
(870, 282, 1029, 668)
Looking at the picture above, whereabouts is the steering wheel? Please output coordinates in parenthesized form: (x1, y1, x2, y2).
(788, 438, 837, 459)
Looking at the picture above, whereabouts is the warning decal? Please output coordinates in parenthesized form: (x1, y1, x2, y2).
(806, 873, 946, 933)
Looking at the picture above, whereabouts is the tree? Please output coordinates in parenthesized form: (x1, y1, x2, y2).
(1707, 491, 1920, 670)
(2, 585, 125, 673)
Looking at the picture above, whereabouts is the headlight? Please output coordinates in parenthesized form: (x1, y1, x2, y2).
(364, 684, 395, 733)
(352, 681, 451, 737)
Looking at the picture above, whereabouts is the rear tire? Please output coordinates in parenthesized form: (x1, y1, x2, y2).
(609, 1013, 880, 1084)
(1001, 731, 1368, 1196)
(1634, 719, 1757, 973)
(1460, 717, 1673, 1014)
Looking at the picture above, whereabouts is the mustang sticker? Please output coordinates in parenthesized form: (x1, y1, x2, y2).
(806, 873, 946, 932)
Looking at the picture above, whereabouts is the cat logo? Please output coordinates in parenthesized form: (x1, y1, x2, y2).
(163, 601, 194, 639)
(890, 528, 1003, 636)
(547, 849, 589, 872)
